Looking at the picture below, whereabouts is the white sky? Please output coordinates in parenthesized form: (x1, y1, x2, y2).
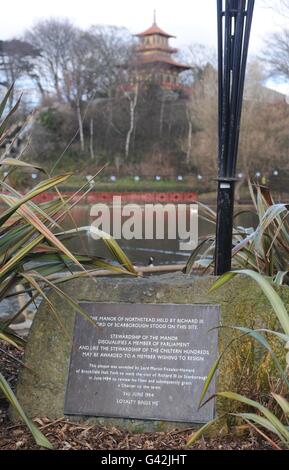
(1, 0, 289, 92)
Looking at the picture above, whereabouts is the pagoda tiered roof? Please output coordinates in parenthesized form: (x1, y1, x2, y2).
(136, 45, 178, 54)
(134, 18, 190, 72)
(135, 23, 175, 39)
(133, 54, 191, 71)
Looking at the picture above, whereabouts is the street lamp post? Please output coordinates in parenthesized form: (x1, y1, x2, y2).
(215, 0, 255, 275)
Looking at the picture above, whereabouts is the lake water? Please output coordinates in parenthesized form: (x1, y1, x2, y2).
(64, 204, 257, 266)
(0, 203, 257, 320)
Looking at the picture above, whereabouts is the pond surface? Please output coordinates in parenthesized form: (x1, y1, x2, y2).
(0, 203, 257, 320)
(64, 204, 257, 266)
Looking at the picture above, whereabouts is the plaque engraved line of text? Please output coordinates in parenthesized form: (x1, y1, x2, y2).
(65, 303, 220, 423)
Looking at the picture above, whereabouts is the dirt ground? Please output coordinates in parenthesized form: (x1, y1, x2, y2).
(0, 341, 270, 451)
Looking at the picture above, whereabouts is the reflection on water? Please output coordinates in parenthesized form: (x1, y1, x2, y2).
(64, 204, 257, 266)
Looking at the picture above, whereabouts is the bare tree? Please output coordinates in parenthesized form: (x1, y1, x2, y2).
(183, 64, 218, 174)
(62, 27, 132, 152)
(88, 25, 133, 95)
(262, 28, 289, 81)
(124, 85, 138, 160)
(89, 118, 95, 160)
(26, 20, 133, 151)
(177, 43, 217, 86)
(25, 18, 76, 100)
(61, 30, 96, 151)
(262, 0, 289, 17)
(186, 108, 193, 165)
(0, 39, 39, 107)
(260, 0, 289, 83)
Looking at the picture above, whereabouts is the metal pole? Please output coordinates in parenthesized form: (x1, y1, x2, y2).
(215, 0, 255, 276)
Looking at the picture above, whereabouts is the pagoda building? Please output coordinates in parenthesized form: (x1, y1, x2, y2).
(130, 15, 190, 91)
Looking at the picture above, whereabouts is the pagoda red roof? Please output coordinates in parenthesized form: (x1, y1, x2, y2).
(135, 23, 175, 38)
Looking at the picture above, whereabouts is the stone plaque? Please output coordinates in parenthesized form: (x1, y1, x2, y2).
(64, 303, 219, 423)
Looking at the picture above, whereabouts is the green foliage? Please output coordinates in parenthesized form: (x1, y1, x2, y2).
(188, 271, 289, 450)
(0, 87, 136, 448)
(39, 108, 62, 132)
(0, 372, 53, 449)
(185, 184, 289, 284)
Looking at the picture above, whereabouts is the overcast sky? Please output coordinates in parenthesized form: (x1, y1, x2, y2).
(1, 0, 288, 91)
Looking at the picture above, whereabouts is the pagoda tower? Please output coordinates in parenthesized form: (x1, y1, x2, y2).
(130, 14, 190, 90)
